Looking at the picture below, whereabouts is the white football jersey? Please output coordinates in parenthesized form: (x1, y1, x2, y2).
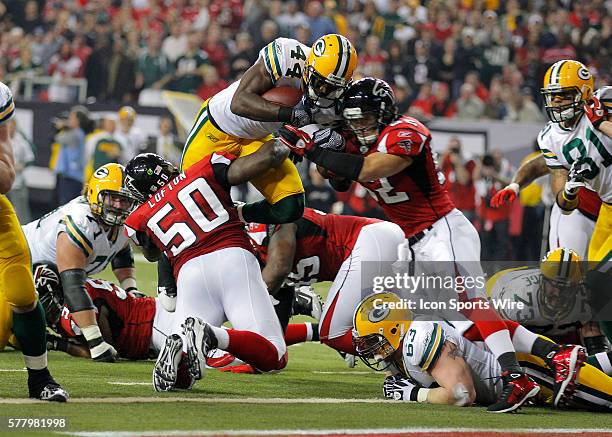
(207, 38, 337, 139)
(400, 319, 502, 405)
(0, 81, 15, 125)
(22, 196, 130, 274)
(487, 267, 590, 336)
(594, 86, 612, 115)
(538, 88, 612, 203)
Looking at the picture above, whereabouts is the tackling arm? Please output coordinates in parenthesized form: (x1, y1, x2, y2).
(230, 60, 285, 122)
(490, 154, 550, 208)
(261, 223, 297, 295)
(225, 139, 290, 186)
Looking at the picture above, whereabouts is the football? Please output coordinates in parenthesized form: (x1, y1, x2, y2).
(262, 86, 303, 107)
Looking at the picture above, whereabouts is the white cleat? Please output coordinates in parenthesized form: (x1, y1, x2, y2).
(293, 286, 323, 320)
(182, 317, 218, 381)
(153, 334, 183, 392)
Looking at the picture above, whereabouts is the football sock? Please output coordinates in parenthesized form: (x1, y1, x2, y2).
(285, 323, 318, 345)
(12, 302, 48, 370)
(321, 330, 356, 355)
(273, 286, 294, 332)
(226, 329, 286, 371)
(587, 351, 612, 376)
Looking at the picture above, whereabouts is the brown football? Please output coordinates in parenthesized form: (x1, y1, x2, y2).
(262, 86, 303, 107)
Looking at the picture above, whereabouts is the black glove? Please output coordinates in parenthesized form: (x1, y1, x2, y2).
(46, 332, 69, 353)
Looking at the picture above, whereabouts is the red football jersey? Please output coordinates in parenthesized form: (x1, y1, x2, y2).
(58, 278, 156, 359)
(124, 153, 252, 277)
(344, 116, 455, 237)
(577, 187, 601, 220)
(249, 208, 381, 285)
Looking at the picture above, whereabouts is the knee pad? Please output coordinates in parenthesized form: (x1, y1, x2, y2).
(3, 264, 36, 308)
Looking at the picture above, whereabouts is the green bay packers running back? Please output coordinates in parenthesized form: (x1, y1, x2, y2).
(0, 81, 68, 401)
(181, 34, 357, 224)
(352, 293, 612, 411)
(21, 164, 139, 362)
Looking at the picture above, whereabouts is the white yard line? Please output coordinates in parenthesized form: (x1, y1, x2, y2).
(58, 428, 612, 437)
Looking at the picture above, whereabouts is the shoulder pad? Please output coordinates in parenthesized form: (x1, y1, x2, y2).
(404, 321, 446, 372)
(0, 82, 15, 125)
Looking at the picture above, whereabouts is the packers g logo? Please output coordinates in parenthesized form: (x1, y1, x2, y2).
(368, 306, 390, 323)
(93, 167, 109, 179)
(577, 67, 591, 81)
(313, 40, 326, 57)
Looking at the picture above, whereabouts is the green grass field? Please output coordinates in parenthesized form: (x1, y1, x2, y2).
(0, 260, 608, 436)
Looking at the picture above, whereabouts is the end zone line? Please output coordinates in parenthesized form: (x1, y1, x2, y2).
(0, 396, 385, 404)
(58, 428, 612, 437)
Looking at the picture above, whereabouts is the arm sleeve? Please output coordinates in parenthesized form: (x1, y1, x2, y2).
(210, 152, 237, 190)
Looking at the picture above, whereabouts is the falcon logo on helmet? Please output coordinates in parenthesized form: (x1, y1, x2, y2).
(87, 163, 139, 226)
(124, 153, 180, 203)
(541, 60, 594, 125)
(33, 262, 63, 327)
(303, 34, 357, 108)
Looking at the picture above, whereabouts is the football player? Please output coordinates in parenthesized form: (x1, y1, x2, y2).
(21, 163, 139, 363)
(123, 147, 289, 392)
(352, 293, 608, 411)
(487, 248, 604, 351)
(279, 77, 538, 413)
(180, 34, 357, 225)
(248, 208, 404, 354)
(490, 85, 612, 260)
(0, 82, 68, 402)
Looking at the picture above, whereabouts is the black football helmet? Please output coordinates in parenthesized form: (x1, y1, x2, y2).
(124, 153, 179, 203)
(342, 77, 398, 147)
(33, 262, 63, 327)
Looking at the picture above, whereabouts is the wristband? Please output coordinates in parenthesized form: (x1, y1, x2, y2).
(417, 388, 430, 403)
(278, 106, 292, 122)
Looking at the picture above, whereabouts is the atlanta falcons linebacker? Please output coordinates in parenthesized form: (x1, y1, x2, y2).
(21, 163, 139, 363)
(279, 77, 539, 412)
(123, 146, 289, 391)
(353, 293, 597, 411)
(248, 208, 404, 355)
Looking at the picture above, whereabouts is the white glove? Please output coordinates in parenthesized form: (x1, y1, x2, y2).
(565, 160, 592, 195)
(91, 341, 118, 362)
(383, 374, 420, 401)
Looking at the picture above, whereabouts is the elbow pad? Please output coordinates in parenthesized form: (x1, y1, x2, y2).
(60, 269, 94, 312)
(111, 245, 135, 270)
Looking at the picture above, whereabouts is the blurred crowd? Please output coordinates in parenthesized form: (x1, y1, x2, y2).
(2, 0, 610, 121)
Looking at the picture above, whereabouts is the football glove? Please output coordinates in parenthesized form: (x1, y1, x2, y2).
(277, 125, 314, 163)
(92, 342, 118, 362)
(584, 96, 605, 129)
(383, 374, 420, 401)
(565, 160, 591, 195)
(289, 100, 314, 128)
(490, 183, 519, 208)
(46, 332, 69, 353)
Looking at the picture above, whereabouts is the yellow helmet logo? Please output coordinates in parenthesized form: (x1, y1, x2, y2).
(303, 34, 357, 107)
(87, 163, 137, 226)
(541, 60, 594, 124)
(353, 292, 411, 370)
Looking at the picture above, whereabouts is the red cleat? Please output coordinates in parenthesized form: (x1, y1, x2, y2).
(549, 344, 587, 407)
(487, 371, 540, 413)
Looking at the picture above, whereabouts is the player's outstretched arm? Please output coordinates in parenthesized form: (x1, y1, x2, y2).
(0, 122, 15, 194)
(230, 60, 286, 122)
(261, 223, 297, 295)
(490, 154, 549, 208)
(226, 139, 289, 185)
(111, 244, 139, 294)
(427, 342, 476, 406)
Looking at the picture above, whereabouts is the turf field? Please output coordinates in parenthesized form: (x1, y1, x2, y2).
(0, 260, 610, 436)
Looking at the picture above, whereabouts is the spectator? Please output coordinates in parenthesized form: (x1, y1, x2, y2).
(398, 0, 428, 27)
(408, 81, 435, 120)
(196, 64, 228, 101)
(437, 36, 456, 89)
(106, 37, 136, 103)
(453, 29, 480, 96)
(305, 0, 336, 44)
(10, 44, 42, 78)
(168, 32, 209, 94)
(278, 0, 308, 38)
(503, 87, 545, 122)
(116, 106, 147, 165)
(431, 82, 456, 118)
(482, 76, 505, 119)
(136, 33, 172, 91)
(464, 71, 489, 102)
(304, 164, 339, 214)
(372, 0, 402, 48)
(258, 19, 280, 49)
(474, 150, 514, 262)
(155, 116, 182, 166)
(6, 118, 35, 223)
(18, 0, 44, 34)
(85, 36, 111, 101)
(202, 23, 230, 79)
(47, 41, 83, 102)
(54, 106, 93, 205)
(454, 83, 484, 120)
(405, 40, 437, 94)
(294, 24, 312, 46)
(229, 32, 257, 80)
(440, 137, 477, 223)
(162, 22, 188, 64)
(361, 35, 387, 78)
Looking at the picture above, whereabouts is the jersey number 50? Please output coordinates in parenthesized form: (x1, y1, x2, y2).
(147, 178, 229, 255)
